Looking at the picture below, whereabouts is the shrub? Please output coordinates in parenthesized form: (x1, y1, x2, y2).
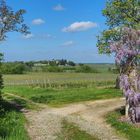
(1, 63, 27, 74)
(76, 65, 99, 73)
(44, 66, 63, 72)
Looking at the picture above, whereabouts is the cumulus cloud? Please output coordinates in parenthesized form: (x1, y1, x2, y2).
(32, 18, 45, 25)
(53, 4, 65, 11)
(61, 41, 75, 47)
(62, 21, 97, 32)
(23, 34, 34, 39)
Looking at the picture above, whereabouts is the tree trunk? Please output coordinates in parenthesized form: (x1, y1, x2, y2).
(125, 100, 129, 118)
(129, 68, 137, 92)
(115, 76, 120, 89)
(126, 67, 137, 118)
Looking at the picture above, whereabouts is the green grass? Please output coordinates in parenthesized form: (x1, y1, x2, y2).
(57, 120, 98, 140)
(4, 86, 122, 107)
(106, 108, 140, 140)
(3, 93, 38, 110)
(0, 100, 30, 140)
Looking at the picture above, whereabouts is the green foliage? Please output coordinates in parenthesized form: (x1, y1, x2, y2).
(0, 54, 4, 99)
(57, 120, 98, 140)
(43, 65, 98, 73)
(45, 66, 63, 72)
(3, 93, 38, 110)
(67, 61, 75, 66)
(97, 28, 122, 54)
(1, 61, 116, 74)
(97, 0, 140, 54)
(76, 65, 99, 73)
(106, 108, 140, 140)
(0, 0, 29, 41)
(102, 0, 140, 28)
(0, 100, 30, 140)
(62, 66, 76, 72)
(1, 62, 28, 74)
(0, 0, 29, 99)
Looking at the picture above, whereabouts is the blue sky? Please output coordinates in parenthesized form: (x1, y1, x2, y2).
(0, 0, 114, 63)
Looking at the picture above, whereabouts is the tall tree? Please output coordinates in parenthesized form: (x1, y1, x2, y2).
(0, 0, 29, 99)
(97, 0, 140, 121)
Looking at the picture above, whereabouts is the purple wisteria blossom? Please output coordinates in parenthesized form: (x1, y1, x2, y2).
(109, 28, 140, 123)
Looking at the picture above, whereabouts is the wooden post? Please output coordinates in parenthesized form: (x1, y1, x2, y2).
(44, 79, 47, 88)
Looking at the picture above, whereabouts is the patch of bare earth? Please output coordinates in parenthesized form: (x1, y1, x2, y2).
(25, 98, 127, 140)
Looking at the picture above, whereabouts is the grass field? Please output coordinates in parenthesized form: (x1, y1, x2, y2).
(3, 86, 122, 107)
(106, 108, 140, 140)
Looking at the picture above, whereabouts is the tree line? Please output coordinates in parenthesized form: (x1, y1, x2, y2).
(1, 60, 102, 74)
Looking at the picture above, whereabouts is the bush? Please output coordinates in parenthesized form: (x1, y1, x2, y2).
(43, 66, 63, 72)
(76, 65, 99, 73)
(0, 101, 30, 140)
(1, 63, 27, 74)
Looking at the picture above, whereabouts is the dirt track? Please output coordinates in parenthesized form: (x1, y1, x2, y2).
(25, 98, 127, 140)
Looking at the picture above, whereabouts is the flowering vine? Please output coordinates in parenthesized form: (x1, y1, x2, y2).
(110, 28, 140, 123)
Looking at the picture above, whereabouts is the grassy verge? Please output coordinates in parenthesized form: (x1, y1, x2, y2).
(0, 100, 30, 140)
(57, 120, 98, 140)
(3, 93, 39, 110)
(4, 86, 122, 107)
(106, 108, 140, 140)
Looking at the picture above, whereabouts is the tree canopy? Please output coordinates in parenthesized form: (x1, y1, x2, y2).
(0, 0, 29, 41)
(0, 0, 29, 98)
(97, 0, 140, 54)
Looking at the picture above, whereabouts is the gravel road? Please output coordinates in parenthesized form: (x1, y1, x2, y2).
(25, 98, 127, 140)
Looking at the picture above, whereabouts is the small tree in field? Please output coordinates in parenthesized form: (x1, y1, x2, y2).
(0, 0, 29, 99)
(97, 0, 140, 123)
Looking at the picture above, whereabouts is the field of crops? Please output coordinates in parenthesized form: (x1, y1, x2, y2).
(3, 72, 118, 88)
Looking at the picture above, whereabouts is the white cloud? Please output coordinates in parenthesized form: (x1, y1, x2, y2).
(61, 41, 75, 47)
(62, 21, 97, 32)
(32, 18, 45, 25)
(37, 34, 55, 39)
(23, 34, 34, 39)
(23, 33, 54, 40)
(53, 4, 65, 11)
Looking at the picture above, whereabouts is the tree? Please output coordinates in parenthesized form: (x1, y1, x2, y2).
(67, 61, 75, 66)
(110, 28, 140, 122)
(97, 0, 140, 122)
(0, 0, 29, 99)
(97, 0, 140, 54)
